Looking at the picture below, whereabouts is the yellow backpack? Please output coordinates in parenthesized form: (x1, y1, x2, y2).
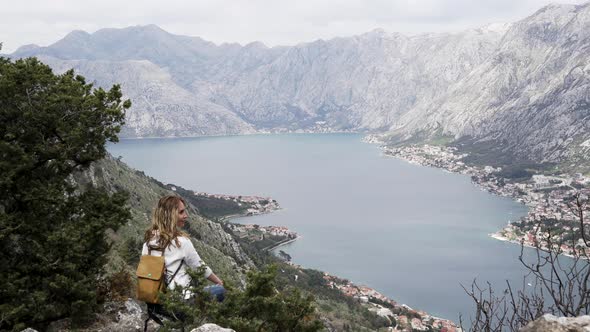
(136, 248, 183, 304)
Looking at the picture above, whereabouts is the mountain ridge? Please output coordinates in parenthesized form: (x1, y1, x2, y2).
(9, 21, 503, 131)
(392, 1, 590, 167)
(9, 2, 590, 166)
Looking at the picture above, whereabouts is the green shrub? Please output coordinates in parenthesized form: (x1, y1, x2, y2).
(162, 265, 324, 332)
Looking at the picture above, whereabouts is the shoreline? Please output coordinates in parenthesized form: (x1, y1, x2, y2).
(217, 169, 459, 330)
(365, 134, 590, 258)
(219, 207, 281, 223)
(490, 232, 588, 260)
(222, 217, 301, 252)
(263, 236, 301, 251)
(117, 130, 361, 141)
(322, 272, 458, 331)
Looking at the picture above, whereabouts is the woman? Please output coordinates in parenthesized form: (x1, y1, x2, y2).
(142, 195, 225, 301)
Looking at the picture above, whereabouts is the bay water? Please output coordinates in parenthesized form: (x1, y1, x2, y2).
(109, 133, 531, 322)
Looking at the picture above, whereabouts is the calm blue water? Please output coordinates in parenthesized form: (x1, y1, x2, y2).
(109, 133, 531, 322)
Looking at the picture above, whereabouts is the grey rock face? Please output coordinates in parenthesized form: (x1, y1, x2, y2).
(10, 23, 501, 136)
(107, 299, 146, 332)
(35, 55, 255, 138)
(213, 28, 503, 131)
(520, 314, 590, 332)
(45, 299, 152, 332)
(395, 3, 590, 163)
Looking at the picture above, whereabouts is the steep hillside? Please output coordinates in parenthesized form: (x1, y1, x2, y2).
(36, 56, 254, 137)
(74, 155, 253, 285)
(74, 155, 394, 330)
(392, 3, 590, 167)
(201, 28, 502, 130)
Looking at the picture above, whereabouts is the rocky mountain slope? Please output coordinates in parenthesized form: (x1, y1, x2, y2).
(74, 154, 253, 285)
(9, 2, 590, 165)
(9, 23, 502, 134)
(36, 56, 255, 137)
(393, 3, 590, 166)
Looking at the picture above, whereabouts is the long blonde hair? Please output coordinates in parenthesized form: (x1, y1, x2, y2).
(144, 195, 188, 249)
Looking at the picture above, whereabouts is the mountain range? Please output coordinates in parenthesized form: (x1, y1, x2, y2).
(9, 2, 590, 166)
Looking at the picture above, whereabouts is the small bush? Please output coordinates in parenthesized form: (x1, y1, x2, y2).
(161, 265, 324, 332)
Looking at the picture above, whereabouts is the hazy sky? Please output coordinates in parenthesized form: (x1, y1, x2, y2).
(2, 0, 588, 53)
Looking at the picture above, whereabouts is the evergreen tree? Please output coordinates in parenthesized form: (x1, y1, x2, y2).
(0, 56, 131, 330)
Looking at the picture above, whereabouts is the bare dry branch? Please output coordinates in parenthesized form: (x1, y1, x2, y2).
(464, 193, 590, 331)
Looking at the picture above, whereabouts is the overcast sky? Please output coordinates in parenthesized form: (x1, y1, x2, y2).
(2, 0, 588, 53)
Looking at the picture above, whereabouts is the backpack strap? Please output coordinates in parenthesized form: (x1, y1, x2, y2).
(166, 259, 185, 287)
(147, 245, 164, 256)
(146, 243, 184, 287)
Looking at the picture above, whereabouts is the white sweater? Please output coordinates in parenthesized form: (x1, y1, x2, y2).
(142, 236, 213, 291)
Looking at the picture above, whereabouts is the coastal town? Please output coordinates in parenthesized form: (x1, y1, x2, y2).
(259, 121, 356, 134)
(191, 191, 280, 216)
(374, 139, 590, 256)
(225, 223, 299, 251)
(167, 182, 281, 219)
(322, 273, 458, 331)
(226, 223, 298, 242)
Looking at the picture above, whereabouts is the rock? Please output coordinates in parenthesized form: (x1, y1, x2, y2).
(520, 314, 590, 332)
(47, 299, 153, 332)
(111, 298, 146, 331)
(191, 323, 236, 332)
(20, 329, 39, 332)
